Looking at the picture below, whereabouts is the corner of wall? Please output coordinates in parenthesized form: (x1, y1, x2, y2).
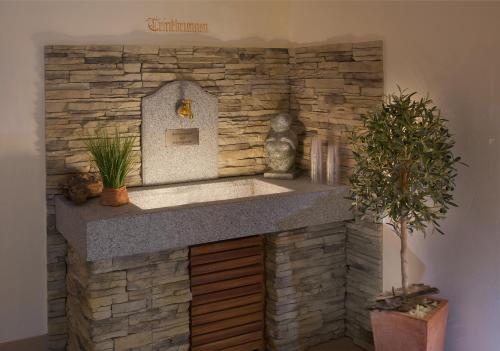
(345, 219, 383, 350)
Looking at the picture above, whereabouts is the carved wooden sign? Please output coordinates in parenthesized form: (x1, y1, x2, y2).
(146, 17, 208, 33)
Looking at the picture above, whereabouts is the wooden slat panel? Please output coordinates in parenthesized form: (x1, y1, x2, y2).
(192, 302, 262, 326)
(191, 264, 263, 286)
(191, 274, 262, 296)
(191, 246, 263, 266)
(191, 321, 262, 347)
(191, 255, 262, 276)
(191, 284, 263, 306)
(191, 311, 263, 336)
(220, 340, 264, 351)
(191, 236, 263, 256)
(191, 331, 262, 351)
(190, 236, 264, 351)
(192, 293, 262, 316)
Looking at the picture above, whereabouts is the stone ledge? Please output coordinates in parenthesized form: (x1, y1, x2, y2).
(56, 176, 353, 261)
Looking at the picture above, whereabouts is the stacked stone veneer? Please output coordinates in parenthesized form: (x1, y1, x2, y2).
(345, 221, 383, 350)
(265, 222, 347, 351)
(66, 247, 191, 351)
(265, 221, 382, 351)
(63, 221, 381, 351)
(45, 41, 383, 349)
(289, 42, 383, 183)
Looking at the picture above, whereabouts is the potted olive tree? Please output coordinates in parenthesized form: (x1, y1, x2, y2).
(85, 130, 136, 206)
(349, 89, 463, 351)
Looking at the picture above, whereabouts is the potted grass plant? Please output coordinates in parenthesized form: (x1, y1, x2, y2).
(349, 88, 463, 351)
(85, 129, 136, 206)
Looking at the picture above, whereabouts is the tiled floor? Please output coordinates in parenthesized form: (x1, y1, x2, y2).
(310, 337, 364, 351)
(0, 335, 363, 351)
(0, 335, 46, 351)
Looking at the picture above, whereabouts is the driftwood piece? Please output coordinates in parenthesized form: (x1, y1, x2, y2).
(370, 284, 440, 312)
(62, 173, 103, 205)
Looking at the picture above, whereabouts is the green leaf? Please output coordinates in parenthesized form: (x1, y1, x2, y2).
(349, 88, 463, 235)
(85, 129, 137, 189)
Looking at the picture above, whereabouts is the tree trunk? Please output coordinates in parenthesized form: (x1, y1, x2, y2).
(400, 167, 410, 295)
(400, 217, 409, 295)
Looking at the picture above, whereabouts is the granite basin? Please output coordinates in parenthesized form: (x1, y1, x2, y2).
(55, 176, 353, 261)
(129, 178, 292, 210)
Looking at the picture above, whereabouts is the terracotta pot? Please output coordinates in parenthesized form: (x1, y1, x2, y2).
(100, 186, 129, 206)
(371, 298, 448, 351)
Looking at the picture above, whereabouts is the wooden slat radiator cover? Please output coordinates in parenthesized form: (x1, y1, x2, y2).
(190, 236, 265, 351)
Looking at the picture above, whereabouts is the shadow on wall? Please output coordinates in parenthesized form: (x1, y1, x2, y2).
(32, 29, 384, 52)
(33, 31, 291, 49)
(0, 35, 47, 341)
(0, 153, 47, 342)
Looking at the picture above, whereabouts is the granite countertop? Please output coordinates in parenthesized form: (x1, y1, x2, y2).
(56, 176, 353, 261)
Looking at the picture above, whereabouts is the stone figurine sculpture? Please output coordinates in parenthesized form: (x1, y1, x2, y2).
(264, 113, 298, 179)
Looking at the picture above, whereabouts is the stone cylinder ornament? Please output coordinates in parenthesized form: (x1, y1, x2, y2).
(264, 113, 298, 179)
(310, 135, 323, 183)
(326, 140, 340, 186)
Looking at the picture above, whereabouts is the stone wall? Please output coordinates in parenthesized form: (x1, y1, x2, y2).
(45, 42, 383, 349)
(66, 247, 191, 351)
(265, 222, 347, 350)
(45, 45, 290, 183)
(289, 41, 383, 184)
(63, 221, 382, 351)
(345, 220, 383, 350)
(45, 45, 290, 349)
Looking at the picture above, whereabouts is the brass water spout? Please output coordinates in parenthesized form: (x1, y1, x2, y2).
(176, 99, 193, 119)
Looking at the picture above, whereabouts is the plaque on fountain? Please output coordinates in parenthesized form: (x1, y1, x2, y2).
(165, 128, 200, 146)
(142, 81, 218, 185)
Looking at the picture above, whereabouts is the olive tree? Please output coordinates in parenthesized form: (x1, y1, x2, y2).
(349, 88, 462, 295)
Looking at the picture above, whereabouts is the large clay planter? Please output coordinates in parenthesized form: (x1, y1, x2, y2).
(371, 298, 448, 351)
(100, 186, 129, 206)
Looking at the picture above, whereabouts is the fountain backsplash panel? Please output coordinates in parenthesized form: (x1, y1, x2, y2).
(142, 80, 218, 185)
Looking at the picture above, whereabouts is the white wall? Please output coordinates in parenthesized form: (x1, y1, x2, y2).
(0, 0, 290, 343)
(1, 2, 499, 350)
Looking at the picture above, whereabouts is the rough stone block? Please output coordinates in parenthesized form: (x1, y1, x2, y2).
(124, 45, 159, 55)
(141, 72, 176, 81)
(114, 331, 152, 351)
(339, 61, 383, 73)
(305, 78, 345, 89)
(65, 247, 191, 351)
